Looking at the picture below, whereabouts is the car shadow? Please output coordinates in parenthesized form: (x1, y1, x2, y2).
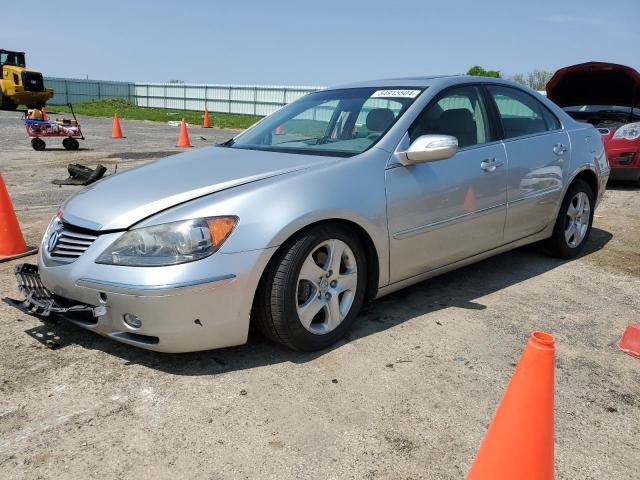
(606, 181, 639, 191)
(39, 147, 93, 152)
(19, 228, 612, 375)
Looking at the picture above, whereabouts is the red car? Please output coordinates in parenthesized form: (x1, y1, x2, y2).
(547, 62, 640, 185)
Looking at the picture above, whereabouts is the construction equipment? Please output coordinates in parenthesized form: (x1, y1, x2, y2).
(0, 49, 53, 110)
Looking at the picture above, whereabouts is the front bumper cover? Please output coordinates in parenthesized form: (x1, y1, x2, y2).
(608, 166, 640, 183)
(8, 242, 274, 353)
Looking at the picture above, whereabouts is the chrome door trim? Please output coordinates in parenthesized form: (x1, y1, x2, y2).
(506, 186, 562, 205)
(377, 228, 551, 299)
(392, 203, 506, 240)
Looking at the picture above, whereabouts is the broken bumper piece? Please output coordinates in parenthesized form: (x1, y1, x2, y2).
(5, 263, 106, 318)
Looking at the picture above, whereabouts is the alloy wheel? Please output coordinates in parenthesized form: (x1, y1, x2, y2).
(564, 191, 591, 248)
(295, 239, 358, 335)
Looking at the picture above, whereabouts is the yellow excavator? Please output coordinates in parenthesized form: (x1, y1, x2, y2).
(0, 49, 53, 110)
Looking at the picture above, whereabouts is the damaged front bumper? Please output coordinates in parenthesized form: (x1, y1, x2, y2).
(6, 263, 106, 318)
(8, 241, 271, 352)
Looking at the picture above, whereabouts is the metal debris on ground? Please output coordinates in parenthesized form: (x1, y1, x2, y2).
(52, 163, 107, 186)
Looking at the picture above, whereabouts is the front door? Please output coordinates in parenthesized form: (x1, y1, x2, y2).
(386, 85, 508, 283)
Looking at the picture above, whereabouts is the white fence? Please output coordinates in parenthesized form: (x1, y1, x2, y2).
(44, 77, 322, 116)
(44, 77, 547, 118)
(45, 77, 135, 105)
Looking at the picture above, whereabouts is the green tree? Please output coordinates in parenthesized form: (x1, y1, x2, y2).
(510, 73, 527, 85)
(467, 65, 501, 78)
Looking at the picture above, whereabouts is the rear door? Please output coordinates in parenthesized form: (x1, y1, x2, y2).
(485, 85, 570, 243)
(385, 85, 508, 282)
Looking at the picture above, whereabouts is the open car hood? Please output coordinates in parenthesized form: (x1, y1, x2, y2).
(547, 62, 640, 108)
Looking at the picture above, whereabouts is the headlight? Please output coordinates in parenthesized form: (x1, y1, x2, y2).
(96, 216, 238, 266)
(613, 122, 640, 141)
(42, 211, 63, 244)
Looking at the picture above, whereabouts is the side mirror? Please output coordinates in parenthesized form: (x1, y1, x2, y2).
(397, 134, 458, 166)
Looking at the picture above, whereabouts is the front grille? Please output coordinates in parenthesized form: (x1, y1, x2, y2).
(597, 128, 611, 135)
(49, 224, 99, 263)
(21, 71, 44, 92)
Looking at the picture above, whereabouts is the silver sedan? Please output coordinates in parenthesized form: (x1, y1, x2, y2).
(16, 76, 609, 352)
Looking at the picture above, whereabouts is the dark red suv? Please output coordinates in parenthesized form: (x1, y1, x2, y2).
(547, 62, 640, 185)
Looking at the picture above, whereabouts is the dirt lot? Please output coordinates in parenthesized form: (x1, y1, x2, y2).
(0, 111, 639, 479)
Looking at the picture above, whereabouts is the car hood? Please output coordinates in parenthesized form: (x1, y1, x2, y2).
(547, 62, 640, 108)
(61, 146, 331, 231)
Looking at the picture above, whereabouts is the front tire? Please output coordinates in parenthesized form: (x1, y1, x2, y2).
(31, 138, 46, 151)
(254, 225, 367, 351)
(545, 179, 594, 258)
(0, 91, 18, 111)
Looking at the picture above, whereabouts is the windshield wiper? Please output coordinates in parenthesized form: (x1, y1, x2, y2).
(273, 137, 321, 145)
(218, 138, 235, 147)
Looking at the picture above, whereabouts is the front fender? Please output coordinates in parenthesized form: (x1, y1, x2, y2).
(136, 150, 392, 288)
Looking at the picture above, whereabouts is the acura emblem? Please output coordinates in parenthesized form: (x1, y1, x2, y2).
(47, 230, 61, 253)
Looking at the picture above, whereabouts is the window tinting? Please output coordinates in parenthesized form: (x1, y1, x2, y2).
(409, 86, 489, 148)
(487, 85, 561, 139)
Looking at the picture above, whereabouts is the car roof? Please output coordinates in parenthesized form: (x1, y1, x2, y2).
(326, 75, 515, 90)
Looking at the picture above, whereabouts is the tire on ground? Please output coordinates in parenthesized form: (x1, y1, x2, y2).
(0, 92, 18, 111)
(544, 178, 595, 259)
(254, 224, 367, 351)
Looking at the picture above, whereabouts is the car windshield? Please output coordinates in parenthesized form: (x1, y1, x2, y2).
(226, 87, 424, 157)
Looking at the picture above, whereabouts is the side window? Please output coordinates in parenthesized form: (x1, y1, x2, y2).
(487, 85, 561, 139)
(354, 98, 404, 139)
(408, 86, 489, 149)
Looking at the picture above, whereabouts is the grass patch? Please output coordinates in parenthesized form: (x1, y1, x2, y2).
(45, 99, 262, 130)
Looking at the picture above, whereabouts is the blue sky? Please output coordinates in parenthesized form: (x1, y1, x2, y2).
(1, 0, 638, 85)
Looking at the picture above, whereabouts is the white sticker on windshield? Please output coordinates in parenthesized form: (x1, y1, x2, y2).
(371, 89, 421, 99)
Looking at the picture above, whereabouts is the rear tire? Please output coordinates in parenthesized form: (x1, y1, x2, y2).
(31, 138, 46, 151)
(544, 179, 594, 258)
(63, 138, 79, 150)
(254, 224, 367, 351)
(0, 91, 18, 111)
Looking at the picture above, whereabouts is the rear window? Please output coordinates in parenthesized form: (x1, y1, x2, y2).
(487, 86, 561, 139)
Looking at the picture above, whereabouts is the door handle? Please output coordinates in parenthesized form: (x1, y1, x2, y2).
(480, 157, 503, 173)
(553, 143, 568, 155)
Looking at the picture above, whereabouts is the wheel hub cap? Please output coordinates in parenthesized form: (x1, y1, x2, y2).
(296, 239, 358, 335)
(564, 192, 590, 248)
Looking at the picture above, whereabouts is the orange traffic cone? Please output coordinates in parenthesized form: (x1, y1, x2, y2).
(618, 324, 640, 358)
(0, 174, 38, 262)
(112, 112, 124, 139)
(467, 331, 555, 480)
(176, 118, 192, 147)
(203, 108, 211, 128)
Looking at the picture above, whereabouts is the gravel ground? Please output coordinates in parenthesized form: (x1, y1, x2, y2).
(0, 111, 639, 480)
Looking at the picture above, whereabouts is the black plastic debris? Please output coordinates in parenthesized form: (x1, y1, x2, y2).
(52, 163, 107, 186)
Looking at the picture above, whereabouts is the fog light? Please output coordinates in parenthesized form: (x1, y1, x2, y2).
(123, 313, 142, 329)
